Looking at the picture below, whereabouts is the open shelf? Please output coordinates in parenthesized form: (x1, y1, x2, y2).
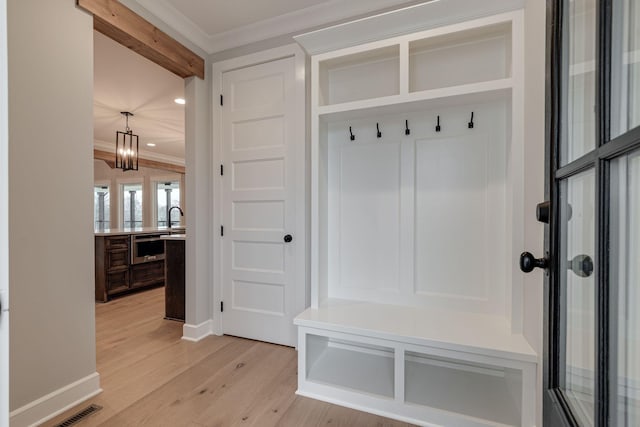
(318, 78, 512, 122)
(318, 45, 400, 106)
(405, 352, 522, 426)
(296, 301, 537, 363)
(306, 334, 395, 398)
(297, 314, 536, 426)
(409, 22, 512, 92)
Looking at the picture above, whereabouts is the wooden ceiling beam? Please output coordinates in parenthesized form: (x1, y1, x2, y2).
(77, 0, 205, 79)
(94, 149, 185, 174)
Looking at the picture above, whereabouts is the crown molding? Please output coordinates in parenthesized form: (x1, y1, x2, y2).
(294, 0, 524, 55)
(94, 140, 185, 166)
(131, 0, 211, 53)
(131, 0, 422, 54)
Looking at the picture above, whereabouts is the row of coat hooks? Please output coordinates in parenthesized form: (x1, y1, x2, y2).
(348, 112, 475, 141)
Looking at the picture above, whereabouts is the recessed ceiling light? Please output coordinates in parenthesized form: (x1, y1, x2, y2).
(174, 98, 186, 105)
(146, 143, 156, 147)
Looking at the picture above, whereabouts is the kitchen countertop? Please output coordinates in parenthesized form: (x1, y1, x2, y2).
(95, 226, 185, 236)
(160, 234, 186, 241)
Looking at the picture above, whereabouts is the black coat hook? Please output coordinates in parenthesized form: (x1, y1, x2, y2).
(468, 112, 474, 129)
(376, 123, 382, 138)
(436, 115, 441, 132)
(405, 120, 410, 135)
(349, 126, 355, 141)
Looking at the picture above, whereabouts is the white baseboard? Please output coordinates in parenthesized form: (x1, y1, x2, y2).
(182, 319, 214, 342)
(10, 372, 101, 427)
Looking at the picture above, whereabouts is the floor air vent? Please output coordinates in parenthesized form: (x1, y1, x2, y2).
(54, 404, 102, 427)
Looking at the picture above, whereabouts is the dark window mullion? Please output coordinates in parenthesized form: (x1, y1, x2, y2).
(556, 152, 597, 180)
(595, 0, 611, 425)
(594, 159, 610, 426)
(600, 126, 640, 159)
(598, 0, 612, 149)
(545, 0, 563, 402)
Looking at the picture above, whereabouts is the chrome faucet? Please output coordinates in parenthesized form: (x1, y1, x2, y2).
(168, 206, 184, 228)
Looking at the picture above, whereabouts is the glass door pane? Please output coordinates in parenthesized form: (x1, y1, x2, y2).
(562, 0, 597, 165)
(611, 150, 640, 425)
(559, 169, 596, 426)
(611, 0, 640, 136)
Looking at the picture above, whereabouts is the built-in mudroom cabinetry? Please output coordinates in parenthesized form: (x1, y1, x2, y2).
(294, 7, 537, 427)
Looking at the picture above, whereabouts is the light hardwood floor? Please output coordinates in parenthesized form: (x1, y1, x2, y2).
(43, 287, 414, 427)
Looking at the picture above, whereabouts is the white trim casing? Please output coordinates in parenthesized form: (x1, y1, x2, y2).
(211, 44, 308, 337)
(509, 10, 526, 334)
(182, 320, 215, 342)
(9, 373, 101, 427)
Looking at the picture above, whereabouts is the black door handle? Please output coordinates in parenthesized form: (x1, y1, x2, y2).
(284, 234, 293, 243)
(520, 252, 549, 273)
(536, 201, 550, 224)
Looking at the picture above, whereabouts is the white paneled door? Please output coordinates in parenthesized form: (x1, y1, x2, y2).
(221, 57, 298, 346)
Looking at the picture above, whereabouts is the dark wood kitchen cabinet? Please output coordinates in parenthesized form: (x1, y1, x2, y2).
(95, 235, 164, 302)
(164, 239, 185, 321)
(131, 261, 165, 289)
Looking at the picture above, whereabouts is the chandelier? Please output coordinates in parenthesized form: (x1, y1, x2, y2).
(115, 111, 139, 171)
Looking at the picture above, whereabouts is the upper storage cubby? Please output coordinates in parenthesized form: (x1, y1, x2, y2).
(312, 15, 517, 119)
(318, 45, 400, 106)
(409, 22, 512, 93)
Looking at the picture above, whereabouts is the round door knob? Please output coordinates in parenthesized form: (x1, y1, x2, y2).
(284, 234, 293, 243)
(520, 252, 549, 273)
(568, 254, 594, 278)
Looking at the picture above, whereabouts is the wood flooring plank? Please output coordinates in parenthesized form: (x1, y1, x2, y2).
(40, 287, 414, 427)
(97, 339, 258, 426)
(275, 396, 332, 427)
(227, 353, 299, 427)
(191, 343, 297, 426)
(98, 337, 236, 409)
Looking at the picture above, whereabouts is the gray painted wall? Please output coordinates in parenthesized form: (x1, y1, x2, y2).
(523, 1, 546, 425)
(184, 76, 212, 327)
(8, 0, 96, 411)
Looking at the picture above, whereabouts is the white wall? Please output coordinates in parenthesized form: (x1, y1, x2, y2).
(184, 76, 212, 329)
(8, 0, 99, 421)
(94, 159, 186, 228)
(523, 1, 546, 425)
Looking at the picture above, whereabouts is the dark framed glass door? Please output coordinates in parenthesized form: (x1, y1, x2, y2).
(543, 0, 640, 425)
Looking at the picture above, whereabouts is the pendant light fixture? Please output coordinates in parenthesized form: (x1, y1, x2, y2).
(115, 111, 139, 171)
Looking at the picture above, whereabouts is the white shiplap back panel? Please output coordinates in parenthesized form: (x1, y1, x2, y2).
(325, 102, 509, 316)
(328, 139, 401, 299)
(414, 134, 490, 300)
